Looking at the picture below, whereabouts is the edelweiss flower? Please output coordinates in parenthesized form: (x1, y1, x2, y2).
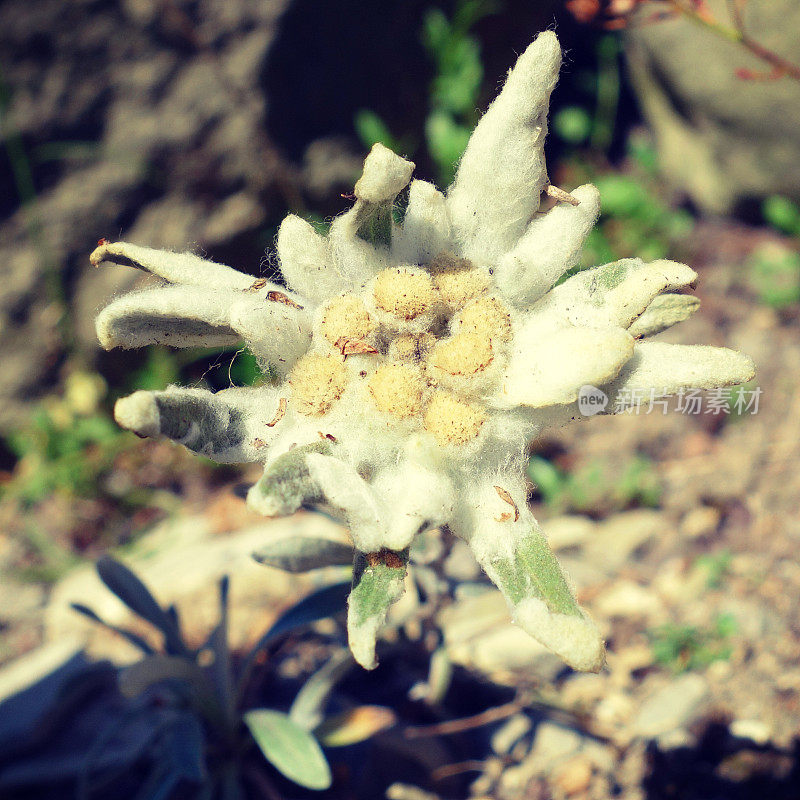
(93, 32, 754, 672)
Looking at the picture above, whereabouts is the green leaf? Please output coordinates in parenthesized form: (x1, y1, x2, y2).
(489, 531, 580, 615)
(253, 536, 354, 573)
(207, 576, 234, 731)
(263, 580, 350, 643)
(425, 111, 471, 186)
(96, 556, 187, 656)
(244, 709, 332, 790)
(595, 174, 649, 217)
(314, 705, 396, 747)
(354, 109, 400, 153)
(347, 549, 408, 670)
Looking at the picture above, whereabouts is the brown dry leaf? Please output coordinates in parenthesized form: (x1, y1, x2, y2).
(335, 337, 379, 357)
(545, 183, 581, 206)
(494, 485, 519, 522)
(248, 278, 270, 292)
(267, 290, 304, 310)
(266, 397, 287, 427)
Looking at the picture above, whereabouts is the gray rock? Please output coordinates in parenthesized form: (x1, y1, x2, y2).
(584, 510, 666, 572)
(0, 0, 291, 429)
(632, 674, 710, 739)
(437, 591, 566, 683)
(626, 0, 800, 213)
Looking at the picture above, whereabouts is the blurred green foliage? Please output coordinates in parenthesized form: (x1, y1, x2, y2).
(2, 373, 124, 506)
(527, 454, 662, 516)
(762, 195, 800, 237)
(356, 0, 496, 186)
(649, 613, 737, 674)
(746, 242, 800, 309)
(692, 549, 732, 590)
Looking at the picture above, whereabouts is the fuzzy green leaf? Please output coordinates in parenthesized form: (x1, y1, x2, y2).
(253, 536, 354, 573)
(247, 442, 331, 517)
(347, 549, 409, 670)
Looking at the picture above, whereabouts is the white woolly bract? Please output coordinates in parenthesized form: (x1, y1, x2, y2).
(371, 463, 456, 550)
(305, 453, 387, 552)
(90, 240, 259, 292)
(96, 286, 242, 350)
(606, 342, 756, 399)
(447, 32, 561, 261)
(495, 183, 601, 307)
(277, 214, 341, 302)
(392, 180, 453, 265)
(498, 325, 634, 408)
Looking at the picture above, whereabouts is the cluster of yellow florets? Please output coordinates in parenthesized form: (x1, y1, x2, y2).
(288, 253, 513, 447)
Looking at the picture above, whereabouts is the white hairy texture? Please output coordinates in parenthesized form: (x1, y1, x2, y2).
(354, 143, 415, 202)
(90, 241, 259, 291)
(392, 180, 453, 265)
(348, 613, 383, 671)
(115, 385, 283, 463)
(277, 215, 342, 302)
(306, 453, 387, 552)
(628, 293, 700, 338)
(96, 286, 241, 349)
(604, 341, 756, 399)
(114, 391, 160, 438)
(544, 259, 698, 331)
(514, 598, 606, 672)
(453, 476, 530, 564)
(497, 324, 635, 408)
(604, 260, 698, 328)
(371, 463, 456, 550)
(495, 184, 601, 307)
(328, 217, 390, 288)
(228, 296, 313, 377)
(447, 32, 561, 262)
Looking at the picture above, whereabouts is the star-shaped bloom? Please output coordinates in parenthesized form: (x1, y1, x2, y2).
(93, 32, 754, 672)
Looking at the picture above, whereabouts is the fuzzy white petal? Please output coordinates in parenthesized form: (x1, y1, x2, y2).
(628, 293, 700, 338)
(277, 214, 342, 302)
(96, 286, 241, 350)
(228, 296, 312, 377)
(371, 462, 456, 550)
(544, 258, 698, 330)
(305, 453, 387, 552)
(514, 598, 606, 672)
(90, 240, 260, 291)
(447, 32, 561, 261)
(114, 386, 284, 463)
(495, 184, 601, 307)
(453, 476, 605, 672)
(392, 180, 453, 265)
(495, 324, 635, 408)
(354, 143, 415, 203)
(603, 341, 755, 401)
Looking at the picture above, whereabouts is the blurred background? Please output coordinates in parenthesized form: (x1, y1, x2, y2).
(1, 0, 800, 798)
